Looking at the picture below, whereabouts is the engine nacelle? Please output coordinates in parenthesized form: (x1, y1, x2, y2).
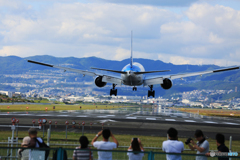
(161, 78, 172, 90)
(95, 76, 107, 88)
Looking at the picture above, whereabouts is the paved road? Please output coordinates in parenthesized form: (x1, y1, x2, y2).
(0, 110, 239, 140)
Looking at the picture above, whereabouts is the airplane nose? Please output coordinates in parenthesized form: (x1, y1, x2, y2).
(129, 71, 134, 76)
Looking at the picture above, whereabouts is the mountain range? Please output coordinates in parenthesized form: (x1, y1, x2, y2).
(0, 55, 240, 98)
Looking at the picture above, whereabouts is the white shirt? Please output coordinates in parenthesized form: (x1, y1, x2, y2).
(162, 140, 184, 160)
(29, 137, 43, 160)
(127, 149, 144, 160)
(93, 141, 117, 160)
(196, 140, 209, 160)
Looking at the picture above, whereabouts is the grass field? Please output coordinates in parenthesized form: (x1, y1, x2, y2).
(174, 108, 240, 118)
(0, 104, 131, 112)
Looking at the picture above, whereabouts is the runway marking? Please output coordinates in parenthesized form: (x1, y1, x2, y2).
(146, 118, 156, 120)
(126, 117, 137, 119)
(58, 115, 69, 117)
(106, 115, 115, 117)
(165, 119, 176, 121)
(16, 114, 33, 116)
(182, 117, 189, 118)
(99, 119, 117, 123)
(126, 112, 139, 116)
(204, 121, 217, 124)
(37, 114, 53, 117)
(194, 117, 201, 119)
(184, 120, 196, 123)
(77, 115, 88, 117)
(97, 116, 108, 118)
(223, 122, 239, 125)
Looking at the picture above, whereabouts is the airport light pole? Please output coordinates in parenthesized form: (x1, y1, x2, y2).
(82, 121, 85, 136)
(10, 117, 16, 160)
(65, 121, 69, 140)
(32, 119, 35, 126)
(42, 118, 47, 138)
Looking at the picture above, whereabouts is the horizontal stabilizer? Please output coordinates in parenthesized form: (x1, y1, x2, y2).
(91, 67, 126, 74)
(134, 70, 171, 75)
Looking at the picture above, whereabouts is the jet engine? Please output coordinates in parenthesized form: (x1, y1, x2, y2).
(161, 78, 172, 90)
(94, 76, 107, 87)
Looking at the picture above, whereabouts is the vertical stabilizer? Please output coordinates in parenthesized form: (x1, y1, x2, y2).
(130, 31, 133, 68)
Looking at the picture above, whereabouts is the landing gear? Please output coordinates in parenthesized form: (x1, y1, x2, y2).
(133, 87, 137, 91)
(148, 85, 155, 97)
(110, 84, 117, 96)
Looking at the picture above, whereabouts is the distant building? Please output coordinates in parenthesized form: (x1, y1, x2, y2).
(0, 91, 13, 98)
(182, 99, 190, 104)
(48, 98, 57, 101)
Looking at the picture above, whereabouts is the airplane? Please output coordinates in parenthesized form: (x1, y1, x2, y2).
(28, 33, 240, 97)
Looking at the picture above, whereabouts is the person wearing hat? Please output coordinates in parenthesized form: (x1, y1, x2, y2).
(18, 136, 31, 160)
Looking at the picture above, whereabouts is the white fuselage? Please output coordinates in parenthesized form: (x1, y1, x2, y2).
(121, 62, 145, 86)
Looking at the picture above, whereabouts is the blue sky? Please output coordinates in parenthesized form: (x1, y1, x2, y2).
(0, 0, 240, 66)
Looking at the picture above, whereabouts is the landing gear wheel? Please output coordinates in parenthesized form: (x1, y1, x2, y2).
(110, 89, 117, 96)
(148, 90, 155, 97)
(110, 84, 117, 96)
(133, 87, 137, 91)
(148, 85, 155, 97)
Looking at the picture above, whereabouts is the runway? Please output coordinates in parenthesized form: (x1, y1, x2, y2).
(0, 109, 240, 140)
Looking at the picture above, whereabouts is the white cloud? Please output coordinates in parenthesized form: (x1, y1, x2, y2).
(157, 54, 240, 66)
(209, 32, 224, 44)
(0, 1, 240, 66)
(0, 45, 35, 57)
(90, 0, 198, 6)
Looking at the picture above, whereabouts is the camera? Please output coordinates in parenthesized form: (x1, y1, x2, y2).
(185, 138, 192, 145)
(132, 138, 138, 141)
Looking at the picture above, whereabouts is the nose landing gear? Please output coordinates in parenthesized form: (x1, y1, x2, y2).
(133, 87, 137, 91)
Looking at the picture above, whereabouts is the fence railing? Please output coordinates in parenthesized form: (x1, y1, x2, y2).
(0, 147, 239, 160)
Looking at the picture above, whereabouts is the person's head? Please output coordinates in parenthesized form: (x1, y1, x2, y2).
(216, 133, 225, 146)
(102, 129, 111, 140)
(22, 136, 31, 146)
(79, 136, 89, 148)
(167, 128, 178, 140)
(28, 128, 38, 138)
(194, 130, 204, 141)
(131, 138, 141, 152)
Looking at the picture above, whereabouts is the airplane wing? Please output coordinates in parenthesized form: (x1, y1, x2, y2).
(27, 60, 122, 85)
(102, 75, 122, 85)
(143, 66, 239, 86)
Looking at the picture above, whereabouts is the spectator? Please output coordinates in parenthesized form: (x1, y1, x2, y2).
(27, 127, 49, 160)
(127, 138, 144, 160)
(18, 136, 31, 160)
(206, 133, 229, 160)
(91, 129, 119, 160)
(27, 128, 44, 148)
(187, 130, 209, 160)
(162, 128, 184, 160)
(73, 136, 93, 160)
